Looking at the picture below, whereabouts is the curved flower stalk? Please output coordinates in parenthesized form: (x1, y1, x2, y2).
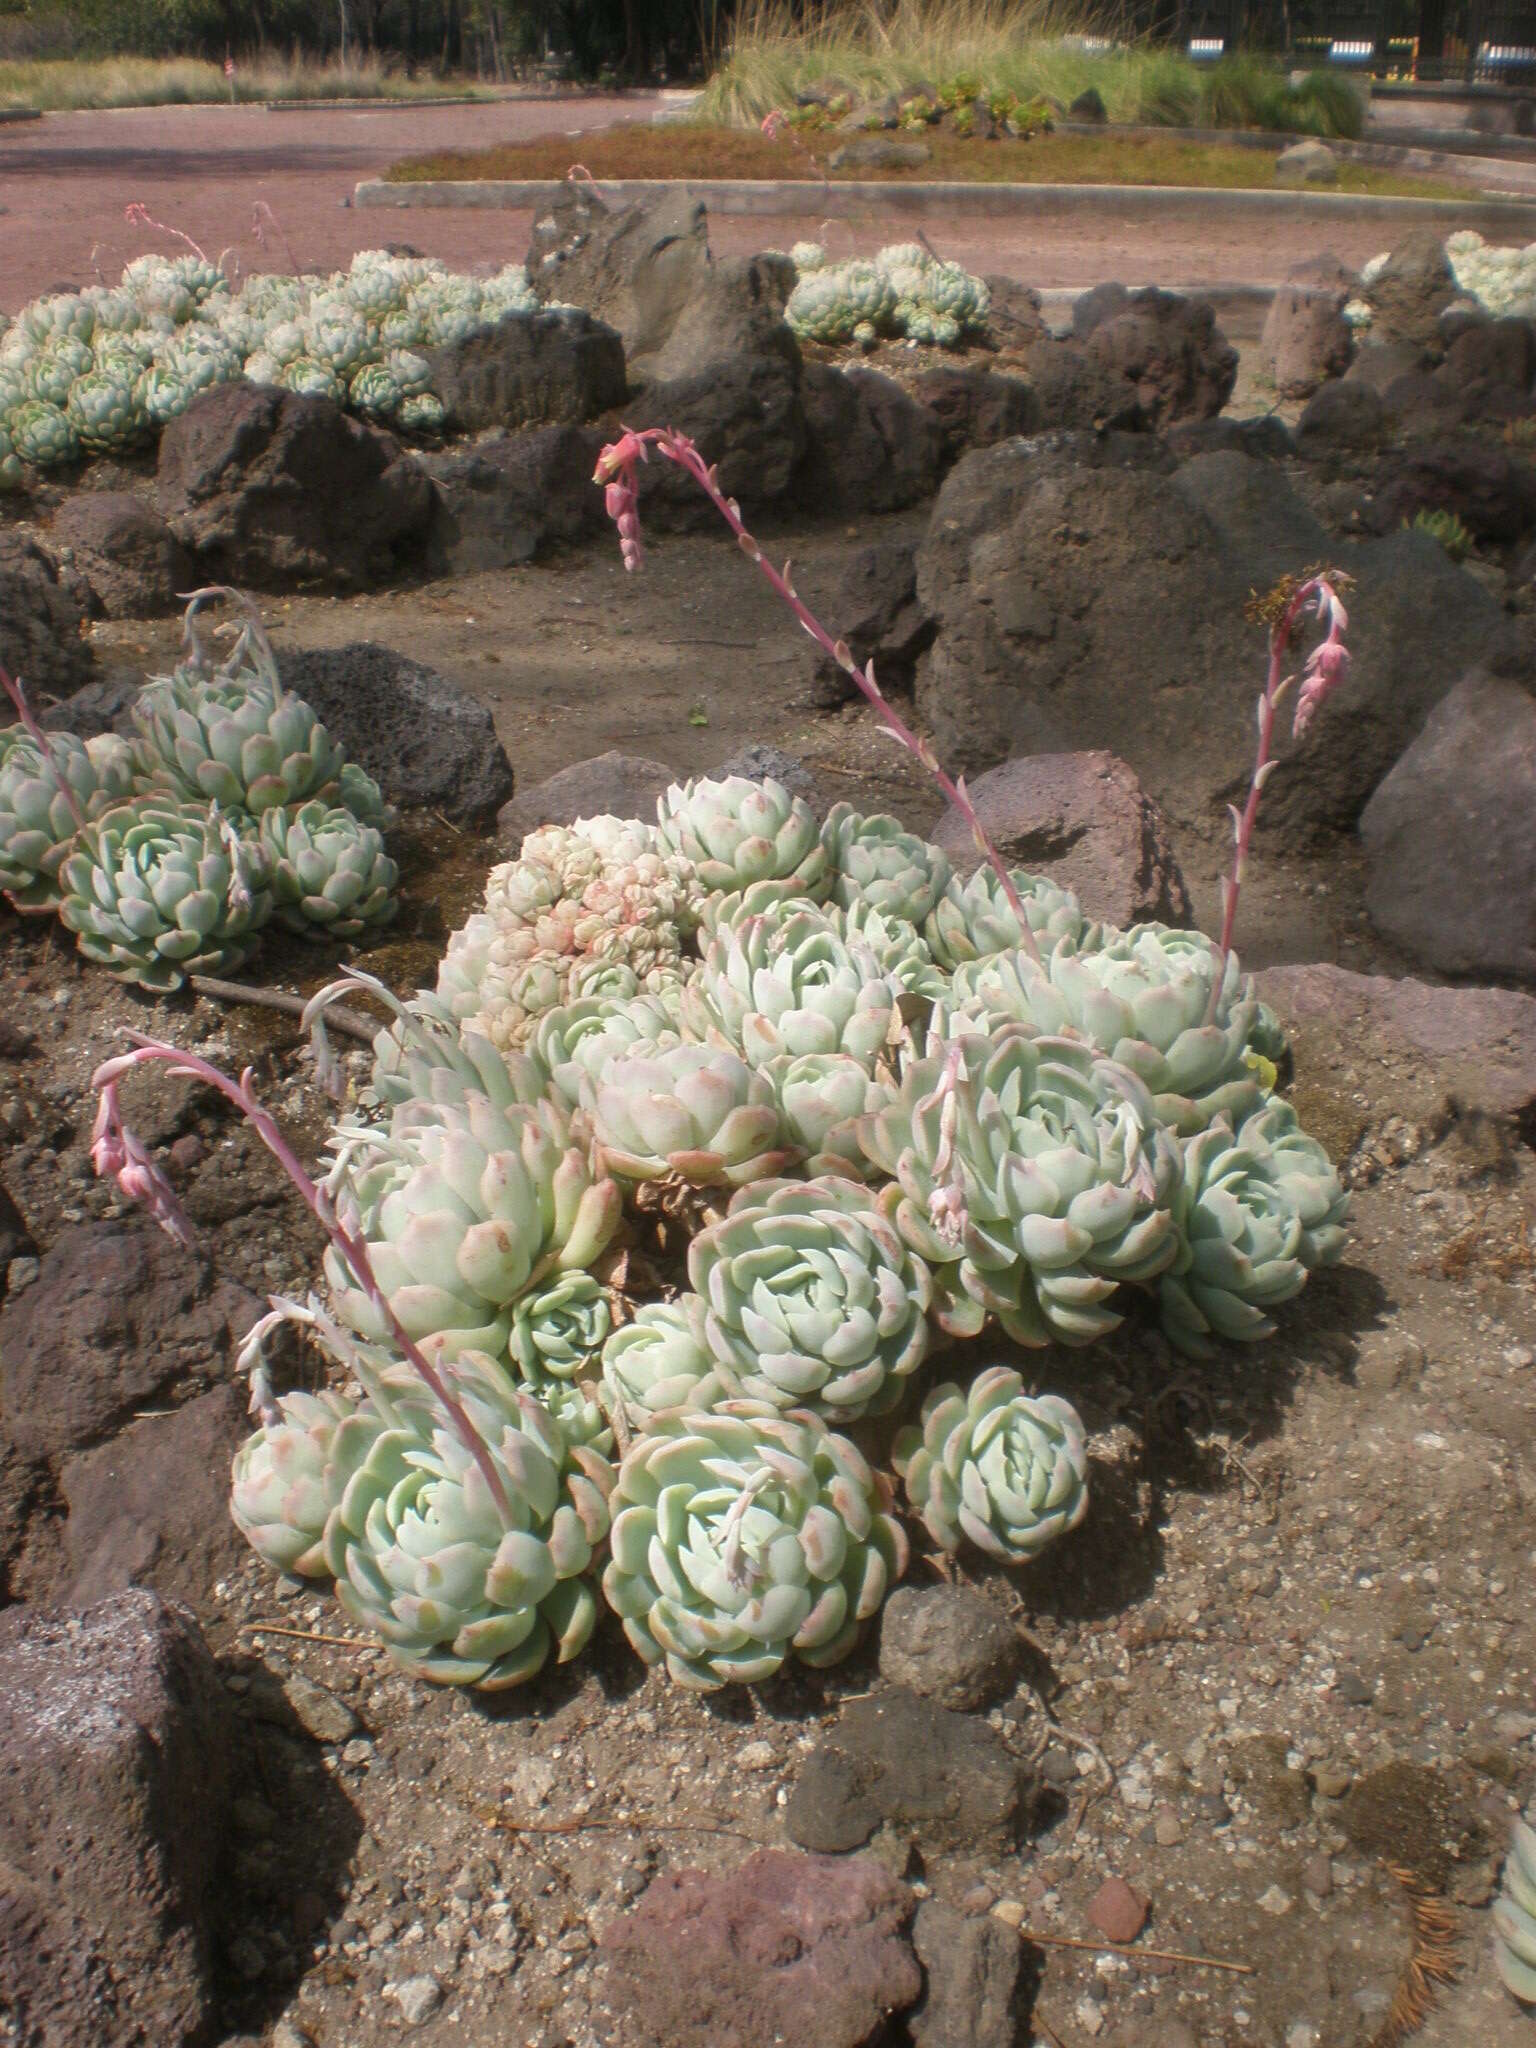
(601, 1400, 908, 1688)
(306, 977, 550, 1115)
(324, 1371, 613, 1689)
(683, 908, 897, 1072)
(258, 801, 398, 941)
(323, 1089, 623, 1363)
(822, 803, 951, 925)
(857, 1024, 1180, 1344)
(231, 1387, 354, 1577)
(58, 800, 272, 989)
(689, 1176, 931, 1419)
(587, 1038, 798, 1189)
(0, 725, 140, 912)
(924, 865, 1086, 970)
(656, 773, 829, 907)
(1494, 1815, 1536, 2003)
(764, 1049, 890, 1178)
(600, 1297, 727, 1426)
(893, 1367, 1089, 1562)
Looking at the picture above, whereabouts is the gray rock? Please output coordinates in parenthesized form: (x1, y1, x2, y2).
(0, 532, 91, 703)
(389, 1974, 443, 2027)
(0, 1591, 235, 2048)
(1261, 254, 1355, 399)
(640, 249, 798, 384)
(1068, 86, 1107, 121)
(877, 1584, 1024, 1711)
(912, 362, 1040, 460)
(0, 1184, 35, 1304)
(981, 274, 1048, 351)
(1276, 138, 1339, 186)
(908, 1899, 1025, 2048)
(497, 748, 676, 849)
(1367, 228, 1459, 349)
(811, 539, 934, 707)
(428, 307, 625, 435)
(1359, 668, 1536, 977)
(1020, 335, 1147, 433)
(527, 185, 712, 365)
(1440, 314, 1535, 397)
(599, 1848, 921, 2048)
(929, 749, 1191, 928)
(0, 1223, 261, 1462)
(281, 1671, 361, 1744)
(712, 742, 821, 813)
(40, 668, 140, 740)
(49, 491, 195, 619)
(1369, 440, 1536, 543)
(156, 383, 435, 591)
(1164, 415, 1295, 461)
(420, 423, 606, 573)
(828, 135, 931, 171)
(276, 641, 514, 825)
(1082, 288, 1238, 428)
(784, 1687, 1032, 1855)
(798, 362, 946, 513)
(1296, 375, 1386, 458)
(1072, 281, 1132, 339)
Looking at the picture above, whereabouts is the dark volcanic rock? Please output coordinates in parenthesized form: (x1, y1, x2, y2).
(0, 532, 91, 701)
(877, 1584, 1025, 1711)
(828, 135, 931, 171)
(982, 273, 1048, 350)
(0, 1222, 262, 1462)
(277, 641, 514, 824)
(156, 382, 435, 589)
(496, 749, 677, 850)
(428, 307, 625, 434)
(811, 539, 934, 706)
(1367, 228, 1458, 348)
(1371, 440, 1536, 544)
(49, 491, 195, 619)
(797, 362, 945, 512)
(526, 185, 712, 364)
(930, 749, 1191, 927)
(912, 362, 1040, 459)
(784, 1687, 1032, 1854)
(0, 1590, 236, 2048)
(631, 343, 805, 516)
(1021, 335, 1146, 433)
(1082, 287, 1238, 427)
(1262, 254, 1356, 400)
(1359, 669, 1536, 978)
(908, 1898, 1026, 2048)
(422, 423, 607, 573)
(1296, 378, 1386, 458)
(600, 1848, 921, 2048)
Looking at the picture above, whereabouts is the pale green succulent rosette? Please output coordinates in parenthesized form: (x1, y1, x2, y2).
(363, 988, 551, 1113)
(763, 1050, 891, 1179)
(1494, 1816, 1536, 2003)
(689, 1175, 932, 1420)
(133, 665, 347, 816)
(322, 1376, 613, 1690)
(683, 908, 897, 1072)
(1235, 1098, 1350, 1269)
(587, 1038, 799, 1189)
(893, 1367, 1089, 1563)
(10, 399, 79, 468)
(57, 798, 272, 989)
(258, 801, 399, 941)
(600, 1297, 728, 1426)
(857, 1024, 1180, 1345)
(656, 774, 829, 909)
(534, 991, 683, 1111)
(323, 1091, 623, 1362)
(826, 898, 949, 1000)
(924, 865, 1087, 969)
(951, 923, 1262, 1136)
(231, 1387, 356, 1578)
(601, 1400, 908, 1689)
(510, 1271, 613, 1382)
(822, 802, 952, 925)
(0, 728, 141, 912)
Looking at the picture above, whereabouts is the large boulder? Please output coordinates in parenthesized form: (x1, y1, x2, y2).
(1367, 229, 1459, 349)
(1078, 286, 1239, 427)
(1295, 378, 1386, 459)
(1359, 668, 1536, 978)
(276, 641, 514, 824)
(639, 249, 798, 384)
(811, 539, 934, 706)
(1262, 254, 1356, 400)
(496, 748, 677, 851)
(599, 1850, 921, 2048)
(911, 362, 1040, 460)
(0, 1591, 236, 2048)
(421, 422, 606, 573)
(929, 749, 1191, 927)
(797, 362, 945, 512)
(427, 306, 625, 434)
(630, 350, 804, 519)
(1367, 440, 1536, 543)
(526, 184, 712, 366)
(912, 441, 1516, 846)
(1020, 335, 1146, 432)
(156, 382, 435, 590)
(0, 532, 91, 702)
(49, 491, 195, 620)
(982, 274, 1048, 351)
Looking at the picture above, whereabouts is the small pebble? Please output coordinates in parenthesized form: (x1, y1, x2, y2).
(4, 1256, 39, 1294)
(388, 1975, 443, 2027)
(1302, 1853, 1334, 1899)
(990, 1898, 1026, 1929)
(1153, 1808, 1184, 1847)
(1041, 1746, 1076, 1788)
(341, 1737, 375, 1767)
(282, 1673, 360, 1746)
(271, 2023, 312, 2048)
(1086, 1877, 1148, 1944)
(1311, 1766, 1351, 1799)
(1335, 1670, 1374, 1707)
(1258, 1885, 1295, 1917)
(736, 1740, 775, 1771)
(1074, 1994, 1105, 2036)
(960, 1884, 996, 1916)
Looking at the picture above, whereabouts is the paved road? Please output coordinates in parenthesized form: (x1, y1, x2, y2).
(0, 91, 1429, 310)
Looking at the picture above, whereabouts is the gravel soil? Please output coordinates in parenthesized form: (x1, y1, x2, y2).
(2, 499, 1535, 2048)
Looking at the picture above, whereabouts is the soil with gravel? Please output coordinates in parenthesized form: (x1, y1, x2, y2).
(2, 475, 1534, 2048)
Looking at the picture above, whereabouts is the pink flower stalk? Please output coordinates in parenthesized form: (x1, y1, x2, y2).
(1210, 569, 1353, 1017)
(760, 109, 786, 140)
(592, 425, 1043, 965)
(89, 1036, 517, 1529)
(250, 199, 298, 276)
(124, 202, 211, 267)
(1, 659, 88, 835)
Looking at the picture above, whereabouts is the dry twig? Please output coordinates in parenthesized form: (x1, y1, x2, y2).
(240, 1622, 377, 1650)
(189, 975, 378, 1042)
(1015, 1927, 1254, 1974)
(487, 1809, 771, 1847)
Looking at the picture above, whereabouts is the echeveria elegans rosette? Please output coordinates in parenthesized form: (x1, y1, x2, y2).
(924, 864, 1086, 969)
(689, 1176, 932, 1419)
(601, 1400, 908, 1689)
(257, 801, 399, 941)
(821, 802, 952, 925)
(322, 1374, 613, 1689)
(1494, 1815, 1536, 2003)
(763, 1049, 890, 1179)
(682, 907, 897, 1072)
(0, 727, 140, 912)
(230, 1387, 355, 1578)
(132, 666, 348, 816)
(587, 1038, 799, 1189)
(893, 1367, 1089, 1563)
(656, 773, 829, 907)
(600, 1296, 728, 1426)
(856, 1024, 1180, 1344)
(509, 1271, 613, 1382)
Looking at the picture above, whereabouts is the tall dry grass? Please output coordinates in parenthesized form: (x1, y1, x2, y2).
(0, 52, 492, 110)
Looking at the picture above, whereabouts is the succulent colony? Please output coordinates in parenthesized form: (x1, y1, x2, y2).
(0, 592, 397, 982)
(783, 241, 991, 350)
(0, 246, 547, 482)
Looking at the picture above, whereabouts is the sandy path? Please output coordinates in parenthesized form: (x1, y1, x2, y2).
(1, 95, 1414, 310)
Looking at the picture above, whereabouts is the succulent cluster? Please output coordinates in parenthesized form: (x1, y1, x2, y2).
(785, 242, 991, 350)
(228, 771, 1345, 1693)
(4, 594, 397, 984)
(1495, 1814, 1536, 2004)
(0, 248, 549, 483)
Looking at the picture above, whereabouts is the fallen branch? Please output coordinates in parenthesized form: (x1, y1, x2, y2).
(188, 975, 378, 1043)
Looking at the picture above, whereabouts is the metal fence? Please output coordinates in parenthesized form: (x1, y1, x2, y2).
(1170, 0, 1536, 84)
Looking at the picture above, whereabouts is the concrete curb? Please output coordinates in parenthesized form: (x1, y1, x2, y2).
(0, 107, 41, 124)
(357, 173, 1536, 228)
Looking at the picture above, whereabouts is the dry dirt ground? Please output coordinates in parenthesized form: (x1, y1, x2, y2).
(0, 94, 1444, 315)
(3, 486, 1536, 2048)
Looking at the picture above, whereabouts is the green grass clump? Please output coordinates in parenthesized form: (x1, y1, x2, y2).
(0, 53, 487, 111)
(1410, 507, 1474, 560)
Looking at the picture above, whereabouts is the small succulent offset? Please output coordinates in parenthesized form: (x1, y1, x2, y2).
(1494, 1813, 1536, 2003)
(133, 659, 347, 817)
(600, 1297, 727, 1427)
(823, 803, 952, 925)
(231, 1386, 354, 1578)
(0, 727, 141, 912)
(689, 1175, 932, 1419)
(601, 1400, 908, 1688)
(656, 773, 829, 906)
(894, 1367, 1089, 1563)
(258, 801, 399, 941)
